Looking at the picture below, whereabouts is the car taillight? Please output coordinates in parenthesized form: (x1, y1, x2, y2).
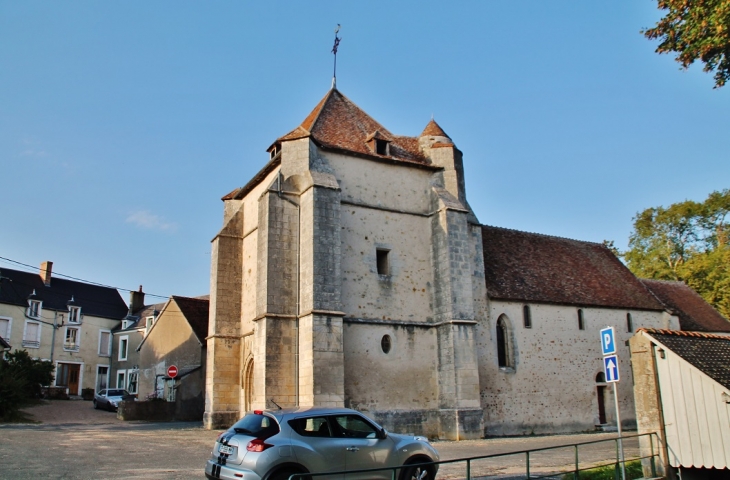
(246, 438, 273, 452)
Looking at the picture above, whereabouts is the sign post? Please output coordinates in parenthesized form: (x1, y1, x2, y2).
(599, 327, 625, 480)
(167, 365, 178, 379)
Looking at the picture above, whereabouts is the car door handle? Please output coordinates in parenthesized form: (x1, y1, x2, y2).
(346, 447, 359, 452)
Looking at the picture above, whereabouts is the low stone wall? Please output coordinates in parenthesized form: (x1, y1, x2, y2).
(117, 400, 176, 422)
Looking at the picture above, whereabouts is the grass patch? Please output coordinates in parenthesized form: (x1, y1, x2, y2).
(561, 460, 644, 480)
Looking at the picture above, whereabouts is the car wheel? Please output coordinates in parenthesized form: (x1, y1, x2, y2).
(93, 400, 98, 409)
(401, 461, 435, 480)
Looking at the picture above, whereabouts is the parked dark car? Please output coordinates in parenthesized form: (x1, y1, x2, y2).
(205, 406, 439, 480)
(93, 389, 131, 411)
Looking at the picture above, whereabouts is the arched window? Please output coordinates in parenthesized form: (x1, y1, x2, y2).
(577, 309, 585, 330)
(523, 305, 532, 329)
(626, 313, 633, 333)
(496, 315, 515, 369)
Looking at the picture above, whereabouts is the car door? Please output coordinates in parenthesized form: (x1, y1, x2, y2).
(289, 415, 346, 479)
(332, 414, 394, 480)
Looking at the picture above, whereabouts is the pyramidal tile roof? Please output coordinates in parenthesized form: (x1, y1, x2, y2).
(275, 88, 433, 166)
(421, 119, 450, 139)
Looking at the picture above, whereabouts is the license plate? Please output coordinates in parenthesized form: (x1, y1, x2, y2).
(219, 445, 234, 455)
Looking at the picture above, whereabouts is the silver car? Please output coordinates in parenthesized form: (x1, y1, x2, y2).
(205, 406, 439, 480)
(93, 388, 130, 411)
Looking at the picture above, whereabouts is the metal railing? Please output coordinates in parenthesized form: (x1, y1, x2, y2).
(288, 432, 659, 480)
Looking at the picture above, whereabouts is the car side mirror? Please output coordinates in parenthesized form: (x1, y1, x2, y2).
(378, 428, 387, 440)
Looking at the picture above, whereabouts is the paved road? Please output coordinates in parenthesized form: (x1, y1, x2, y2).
(0, 400, 644, 479)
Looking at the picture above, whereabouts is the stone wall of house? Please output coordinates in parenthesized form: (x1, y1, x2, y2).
(478, 301, 679, 436)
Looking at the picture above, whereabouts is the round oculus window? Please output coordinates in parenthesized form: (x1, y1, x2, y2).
(381, 335, 392, 354)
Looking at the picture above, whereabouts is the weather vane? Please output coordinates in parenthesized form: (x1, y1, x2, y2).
(332, 24, 341, 89)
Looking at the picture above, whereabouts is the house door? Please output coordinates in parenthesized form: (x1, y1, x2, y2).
(58, 363, 81, 395)
(68, 364, 80, 395)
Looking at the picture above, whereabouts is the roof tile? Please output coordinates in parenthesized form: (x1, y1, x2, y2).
(481, 226, 664, 310)
(641, 279, 730, 332)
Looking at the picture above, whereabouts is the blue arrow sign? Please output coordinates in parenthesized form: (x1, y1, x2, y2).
(600, 327, 616, 355)
(604, 355, 620, 383)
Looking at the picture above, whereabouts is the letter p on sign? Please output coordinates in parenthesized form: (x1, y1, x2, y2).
(600, 327, 616, 355)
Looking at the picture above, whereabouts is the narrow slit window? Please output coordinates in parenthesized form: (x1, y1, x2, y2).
(626, 313, 633, 333)
(381, 335, 391, 354)
(376, 249, 389, 275)
(577, 309, 585, 330)
(523, 305, 532, 329)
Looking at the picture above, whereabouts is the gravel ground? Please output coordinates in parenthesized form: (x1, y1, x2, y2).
(0, 400, 645, 479)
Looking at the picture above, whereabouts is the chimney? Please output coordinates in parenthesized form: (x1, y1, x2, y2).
(129, 285, 145, 313)
(40, 261, 53, 287)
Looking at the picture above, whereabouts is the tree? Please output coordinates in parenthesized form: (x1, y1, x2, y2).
(643, 0, 730, 88)
(0, 349, 55, 420)
(625, 189, 730, 318)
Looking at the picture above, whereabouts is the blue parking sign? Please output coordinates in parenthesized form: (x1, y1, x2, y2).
(600, 327, 616, 355)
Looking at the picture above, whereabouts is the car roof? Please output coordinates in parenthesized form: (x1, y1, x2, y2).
(253, 406, 364, 420)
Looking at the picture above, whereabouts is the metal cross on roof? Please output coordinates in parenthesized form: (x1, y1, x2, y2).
(332, 24, 341, 89)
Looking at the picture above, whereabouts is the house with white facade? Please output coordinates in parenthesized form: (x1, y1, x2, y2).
(0, 261, 128, 395)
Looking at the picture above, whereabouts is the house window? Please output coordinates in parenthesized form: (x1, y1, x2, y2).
(121, 319, 131, 329)
(22, 320, 41, 348)
(523, 305, 532, 328)
(96, 366, 109, 391)
(117, 370, 127, 389)
(626, 313, 633, 333)
(127, 370, 138, 394)
(375, 138, 388, 155)
(496, 314, 514, 369)
(376, 249, 390, 275)
(145, 316, 155, 335)
(64, 327, 80, 351)
(68, 306, 81, 324)
(118, 336, 129, 361)
(577, 309, 585, 330)
(381, 335, 392, 354)
(28, 300, 42, 318)
(98, 330, 111, 357)
(0, 316, 11, 341)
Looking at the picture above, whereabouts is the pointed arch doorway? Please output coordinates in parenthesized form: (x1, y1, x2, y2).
(596, 372, 607, 424)
(243, 359, 254, 412)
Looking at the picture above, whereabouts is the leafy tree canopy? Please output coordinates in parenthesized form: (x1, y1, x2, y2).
(624, 189, 730, 318)
(643, 0, 730, 88)
(0, 349, 55, 420)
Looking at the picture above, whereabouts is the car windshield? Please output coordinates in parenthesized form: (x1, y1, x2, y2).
(232, 413, 280, 439)
(107, 389, 127, 396)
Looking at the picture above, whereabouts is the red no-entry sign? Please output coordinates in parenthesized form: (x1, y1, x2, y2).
(167, 365, 178, 378)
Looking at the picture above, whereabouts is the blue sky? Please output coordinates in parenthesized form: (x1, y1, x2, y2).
(1, 2, 727, 302)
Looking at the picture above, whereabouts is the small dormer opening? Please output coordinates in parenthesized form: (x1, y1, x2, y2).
(270, 144, 279, 160)
(375, 138, 388, 156)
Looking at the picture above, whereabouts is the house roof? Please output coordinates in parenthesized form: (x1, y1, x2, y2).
(481, 225, 664, 310)
(273, 88, 435, 167)
(641, 328, 730, 390)
(171, 295, 210, 343)
(115, 300, 169, 332)
(0, 267, 128, 320)
(641, 279, 730, 332)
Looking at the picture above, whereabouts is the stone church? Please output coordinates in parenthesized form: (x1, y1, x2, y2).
(204, 87, 718, 439)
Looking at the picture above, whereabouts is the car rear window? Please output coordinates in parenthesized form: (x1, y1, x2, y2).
(288, 416, 332, 437)
(232, 413, 280, 439)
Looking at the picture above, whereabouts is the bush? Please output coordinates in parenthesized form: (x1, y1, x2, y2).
(561, 460, 644, 480)
(0, 350, 55, 421)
